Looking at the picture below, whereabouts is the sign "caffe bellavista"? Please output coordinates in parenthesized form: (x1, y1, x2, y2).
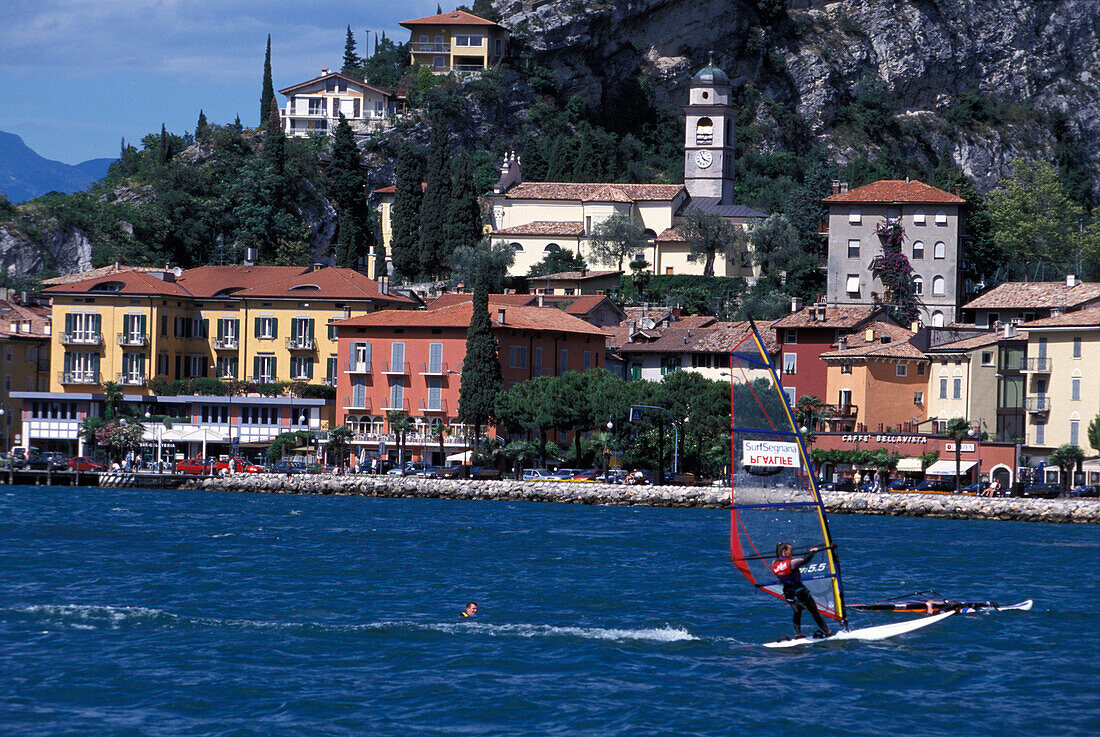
(840, 434, 929, 444)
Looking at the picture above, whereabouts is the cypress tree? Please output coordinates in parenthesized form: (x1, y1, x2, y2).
(437, 3, 443, 13)
(262, 98, 285, 176)
(233, 114, 243, 131)
(261, 34, 274, 127)
(341, 25, 360, 76)
(157, 123, 170, 165)
(459, 270, 503, 442)
(520, 137, 548, 181)
(444, 153, 482, 254)
(329, 113, 368, 268)
(418, 115, 452, 279)
(195, 109, 211, 143)
(390, 140, 424, 279)
(374, 243, 388, 279)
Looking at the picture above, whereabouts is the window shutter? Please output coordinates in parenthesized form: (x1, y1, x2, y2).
(93, 314, 101, 335)
(327, 357, 336, 381)
(201, 357, 208, 376)
(137, 353, 145, 374)
(255, 317, 262, 337)
(307, 319, 315, 339)
(217, 319, 224, 340)
(65, 313, 73, 335)
(272, 319, 278, 339)
(254, 355, 260, 381)
(363, 342, 371, 367)
(202, 319, 209, 338)
(348, 341, 357, 369)
(64, 352, 71, 374)
(290, 319, 299, 340)
(306, 357, 314, 379)
(140, 314, 147, 335)
(91, 353, 100, 376)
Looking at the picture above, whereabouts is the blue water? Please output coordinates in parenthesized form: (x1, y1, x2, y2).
(1, 486, 1097, 736)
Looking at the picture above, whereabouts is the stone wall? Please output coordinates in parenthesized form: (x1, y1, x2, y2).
(184, 475, 1100, 524)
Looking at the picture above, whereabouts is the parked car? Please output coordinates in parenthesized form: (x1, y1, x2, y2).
(68, 456, 106, 472)
(1068, 484, 1100, 498)
(567, 469, 600, 482)
(522, 468, 553, 481)
(270, 460, 308, 475)
(433, 465, 460, 479)
(213, 458, 264, 475)
(959, 482, 985, 495)
(888, 478, 917, 491)
(549, 468, 584, 480)
(175, 458, 213, 475)
(403, 462, 433, 477)
(41, 451, 69, 470)
(23, 454, 52, 470)
(820, 478, 855, 492)
(915, 479, 954, 492)
(1019, 482, 1062, 499)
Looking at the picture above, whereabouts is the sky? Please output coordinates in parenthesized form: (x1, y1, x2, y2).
(0, 0, 450, 164)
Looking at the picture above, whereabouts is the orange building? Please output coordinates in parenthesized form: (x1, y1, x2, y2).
(819, 322, 929, 433)
(333, 300, 609, 465)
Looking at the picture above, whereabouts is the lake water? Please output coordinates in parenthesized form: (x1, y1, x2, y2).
(1, 485, 1097, 736)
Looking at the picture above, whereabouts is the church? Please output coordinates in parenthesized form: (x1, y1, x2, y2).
(374, 59, 767, 279)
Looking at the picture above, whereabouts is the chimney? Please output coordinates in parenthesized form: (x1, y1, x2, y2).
(497, 308, 506, 324)
(343, 306, 351, 318)
(955, 185, 961, 197)
(321, 67, 329, 75)
(840, 182, 849, 193)
(905, 176, 911, 184)
(114, 261, 120, 273)
(537, 294, 545, 307)
(832, 180, 840, 195)
(790, 296, 803, 313)
(911, 321, 920, 332)
(865, 328, 874, 342)
(310, 262, 324, 272)
(1067, 274, 1079, 288)
(244, 247, 256, 266)
(1003, 323, 1017, 339)
(838, 335, 848, 350)
(1051, 307, 1065, 317)
(379, 276, 389, 295)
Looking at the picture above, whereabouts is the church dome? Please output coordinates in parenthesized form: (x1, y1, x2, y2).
(692, 53, 730, 86)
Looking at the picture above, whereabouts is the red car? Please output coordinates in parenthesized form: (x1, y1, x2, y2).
(213, 458, 263, 475)
(175, 458, 212, 475)
(68, 456, 106, 472)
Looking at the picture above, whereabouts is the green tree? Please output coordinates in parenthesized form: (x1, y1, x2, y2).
(329, 113, 370, 268)
(1088, 413, 1100, 455)
(452, 239, 514, 293)
(459, 273, 503, 441)
(588, 214, 648, 271)
(495, 376, 558, 466)
(262, 98, 286, 176)
(102, 381, 124, 420)
(326, 424, 354, 466)
(418, 115, 453, 279)
(1048, 443, 1084, 495)
(676, 208, 741, 277)
(749, 213, 803, 275)
(390, 140, 424, 279)
(430, 419, 448, 465)
(387, 410, 414, 466)
(986, 159, 1086, 278)
(260, 34, 274, 127)
(195, 109, 211, 144)
(444, 152, 483, 256)
(944, 418, 972, 494)
(526, 248, 587, 277)
(341, 25, 362, 77)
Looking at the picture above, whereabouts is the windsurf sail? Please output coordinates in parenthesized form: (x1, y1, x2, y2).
(728, 320, 846, 625)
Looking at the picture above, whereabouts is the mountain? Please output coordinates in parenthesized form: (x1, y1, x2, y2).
(0, 131, 114, 203)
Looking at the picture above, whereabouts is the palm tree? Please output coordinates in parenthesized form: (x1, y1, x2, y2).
(944, 418, 972, 494)
(1049, 444, 1084, 495)
(431, 419, 448, 466)
(387, 410, 414, 467)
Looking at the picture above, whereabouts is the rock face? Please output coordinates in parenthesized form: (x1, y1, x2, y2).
(497, 0, 1100, 198)
(0, 221, 92, 276)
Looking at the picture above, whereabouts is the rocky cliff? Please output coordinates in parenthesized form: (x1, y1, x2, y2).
(498, 0, 1100, 197)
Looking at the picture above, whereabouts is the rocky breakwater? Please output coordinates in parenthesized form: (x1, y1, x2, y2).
(184, 475, 1100, 524)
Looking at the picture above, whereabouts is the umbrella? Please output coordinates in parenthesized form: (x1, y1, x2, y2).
(180, 427, 228, 459)
(446, 450, 472, 464)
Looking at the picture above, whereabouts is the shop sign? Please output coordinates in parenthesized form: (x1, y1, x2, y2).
(841, 434, 928, 444)
(945, 442, 976, 452)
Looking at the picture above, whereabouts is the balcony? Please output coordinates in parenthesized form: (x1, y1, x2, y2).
(286, 336, 316, 351)
(822, 404, 859, 419)
(117, 332, 149, 347)
(411, 42, 450, 53)
(380, 361, 410, 375)
(248, 375, 276, 384)
(213, 336, 239, 350)
(62, 332, 102, 346)
(419, 361, 450, 376)
(419, 399, 449, 414)
(347, 361, 372, 374)
(59, 370, 99, 385)
(321, 377, 337, 387)
(341, 396, 373, 410)
(380, 398, 411, 412)
(1021, 357, 1052, 373)
(1025, 396, 1050, 413)
(117, 373, 146, 387)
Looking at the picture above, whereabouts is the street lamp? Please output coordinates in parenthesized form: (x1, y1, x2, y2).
(603, 420, 613, 481)
(0, 407, 6, 453)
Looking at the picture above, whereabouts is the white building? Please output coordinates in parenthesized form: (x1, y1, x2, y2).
(279, 69, 402, 137)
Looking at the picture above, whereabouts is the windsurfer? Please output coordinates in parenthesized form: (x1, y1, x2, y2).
(772, 542, 833, 637)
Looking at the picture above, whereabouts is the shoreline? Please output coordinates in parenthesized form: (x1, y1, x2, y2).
(179, 474, 1100, 524)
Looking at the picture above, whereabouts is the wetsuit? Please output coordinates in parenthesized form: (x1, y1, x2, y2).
(771, 549, 831, 636)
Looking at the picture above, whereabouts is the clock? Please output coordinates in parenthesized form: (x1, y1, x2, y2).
(694, 150, 713, 169)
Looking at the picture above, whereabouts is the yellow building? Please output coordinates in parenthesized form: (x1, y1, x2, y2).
(0, 296, 51, 452)
(923, 332, 1001, 434)
(401, 10, 509, 75)
(23, 264, 413, 457)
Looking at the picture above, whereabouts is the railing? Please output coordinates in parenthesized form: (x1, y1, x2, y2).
(62, 332, 102, 346)
(822, 404, 859, 419)
(380, 361, 410, 375)
(286, 336, 316, 351)
(411, 42, 450, 53)
(347, 361, 372, 374)
(419, 362, 449, 375)
(117, 333, 148, 347)
(1022, 357, 1052, 372)
(59, 371, 99, 385)
(213, 336, 239, 350)
(248, 375, 276, 383)
(321, 377, 337, 387)
(341, 396, 372, 410)
(379, 398, 410, 412)
(419, 399, 448, 413)
(453, 64, 487, 72)
(117, 373, 146, 386)
(1024, 396, 1050, 413)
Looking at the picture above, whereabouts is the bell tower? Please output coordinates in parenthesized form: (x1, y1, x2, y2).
(683, 53, 736, 205)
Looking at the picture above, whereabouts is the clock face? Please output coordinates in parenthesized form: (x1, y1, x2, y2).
(695, 150, 713, 169)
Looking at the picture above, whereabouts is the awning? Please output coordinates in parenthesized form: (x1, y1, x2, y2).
(446, 450, 473, 464)
(925, 459, 977, 476)
(896, 457, 924, 473)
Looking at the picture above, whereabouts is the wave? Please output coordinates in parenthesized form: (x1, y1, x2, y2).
(13, 603, 179, 628)
(399, 621, 698, 642)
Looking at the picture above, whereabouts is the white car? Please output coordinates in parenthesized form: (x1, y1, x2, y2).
(522, 468, 553, 480)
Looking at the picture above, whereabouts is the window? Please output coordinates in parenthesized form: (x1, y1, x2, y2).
(326, 356, 337, 384)
(913, 275, 923, 295)
(253, 355, 276, 383)
(583, 350, 591, 370)
(560, 348, 568, 374)
(917, 363, 926, 375)
(847, 239, 860, 258)
(1071, 420, 1080, 446)
(534, 346, 543, 376)
(64, 312, 101, 342)
(433, 56, 446, 69)
(1073, 337, 1082, 358)
(838, 389, 852, 407)
(161, 316, 168, 336)
(509, 345, 527, 369)
(912, 241, 924, 259)
(290, 356, 313, 380)
(158, 353, 169, 376)
(695, 117, 714, 145)
(841, 362, 852, 374)
(914, 391, 924, 405)
(661, 356, 681, 375)
(389, 341, 405, 372)
(255, 316, 277, 339)
(1072, 377, 1081, 401)
(784, 329, 798, 344)
(939, 377, 948, 399)
(934, 241, 946, 259)
(896, 364, 908, 377)
(914, 209, 926, 225)
(216, 356, 238, 379)
(935, 210, 948, 225)
(428, 342, 443, 374)
(388, 381, 404, 410)
(783, 387, 796, 405)
(783, 353, 797, 375)
(454, 34, 484, 46)
(981, 351, 994, 366)
(4, 346, 10, 362)
(932, 276, 945, 296)
(186, 355, 207, 378)
(1035, 419, 1045, 445)
(426, 378, 443, 410)
(848, 208, 861, 225)
(846, 275, 860, 295)
(952, 377, 962, 399)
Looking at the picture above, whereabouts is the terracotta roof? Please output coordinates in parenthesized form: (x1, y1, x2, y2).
(771, 305, 889, 329)
(40, 264, 168, 286)
(962, 281, 1100, 311)
(334, 302, 607, 336)
(0, 301, 50, 339)
(820, 322, 924, 360)
(1017, 305, 1100, 330)
(43, 270, 192, 298)
(615, 320, 776, 355)
(695, 321, 778, 353)
(491, 221, 585, 237)
(279, 72, 390, 97)
(926, 332, 1001, 353)
(531, 270, 621, 282)
(561, 295, 613, 315)
(400, 10, 504, 28)
(823, 179, 965, 205)
(371, 182, 427, 195)
(656, 227, 686, 242)
(503, 182, 684, 202)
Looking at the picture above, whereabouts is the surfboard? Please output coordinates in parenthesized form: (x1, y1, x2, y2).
(763, 610, 956, 648)
(959, 599, 1032, 614)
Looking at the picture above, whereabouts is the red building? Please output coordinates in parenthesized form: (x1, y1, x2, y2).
(332, 300, 609, 465)
(770, 303, 897, 407)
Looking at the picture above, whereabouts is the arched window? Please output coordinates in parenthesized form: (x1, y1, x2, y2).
(913, 208, 926, 225)
(1072, 370, 1082, 401)
(912, 240, 924, 259)
(643, 229, 657, 243)
(931, 310, 945, 327)
(932, 276, 945, 296)
(912, 275, 923, 295)
(509, 242, 523, 251)
(544, 243, 560, 252)
(935, 209, 948, 225)
(934, 241, 946, 259)
(695, 117, 713, 145)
